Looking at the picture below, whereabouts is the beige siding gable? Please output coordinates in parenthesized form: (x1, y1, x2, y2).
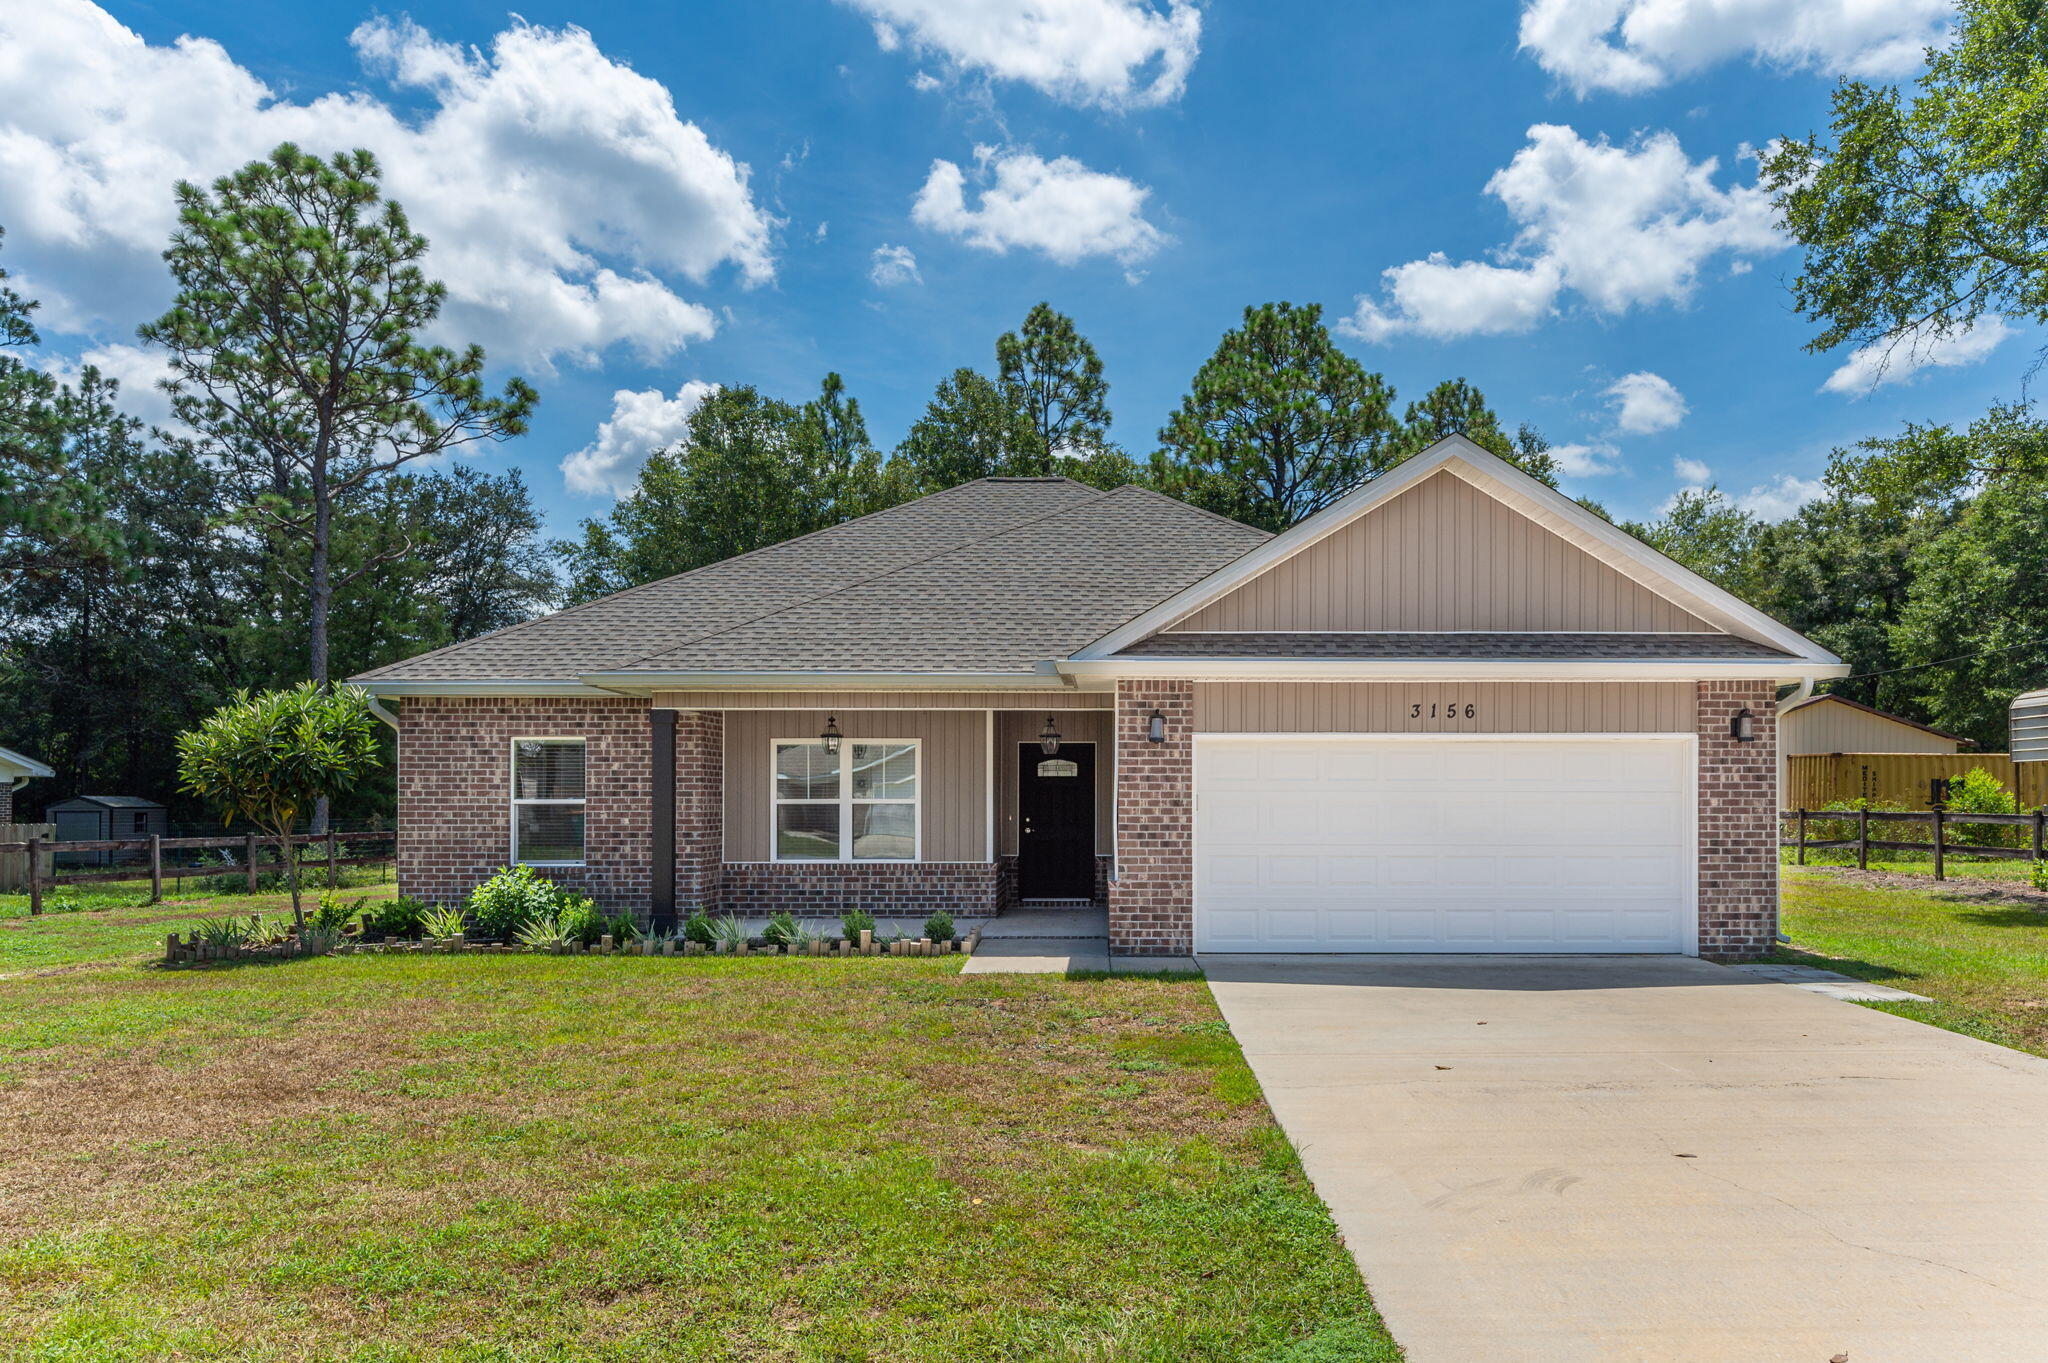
(1172, 469, 1716, 634)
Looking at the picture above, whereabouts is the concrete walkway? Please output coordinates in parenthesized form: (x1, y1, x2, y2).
(1205, 954, 2048, 1363)
(960, 908, 1198, 974)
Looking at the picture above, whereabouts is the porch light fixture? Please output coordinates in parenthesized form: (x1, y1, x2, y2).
(1147, 709, 1166, 744)
(1729, 707, 1757, 742)
(1038, 716, 1061, 756)
(820, 715, 843, 756)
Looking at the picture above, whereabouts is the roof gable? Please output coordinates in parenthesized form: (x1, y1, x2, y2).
(1174, 468, 1715, 634)
(1076, 436, 1842, 666)
(1783, 693, 1972, 746)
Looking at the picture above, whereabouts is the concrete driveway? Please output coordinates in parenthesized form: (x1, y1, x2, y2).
(1205, 955, 2048, 1363)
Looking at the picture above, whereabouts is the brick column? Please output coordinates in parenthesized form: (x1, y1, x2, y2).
(674, 710, 724, 917)
(1110, 679, 1194, 956)
(0, 783, 12, 824)
(1696, 680, 1778, 961)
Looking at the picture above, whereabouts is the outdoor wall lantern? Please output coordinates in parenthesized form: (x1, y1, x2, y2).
(1147, 709, 1166, 744)
(1729, 707, 1757, 742)
(1039, 716, 1062, 755)
(820, 715, 843, 756)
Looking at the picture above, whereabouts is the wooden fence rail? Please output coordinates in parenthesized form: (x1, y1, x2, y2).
(1780, 807, 2046, 881)
(0, 829, 395, 915)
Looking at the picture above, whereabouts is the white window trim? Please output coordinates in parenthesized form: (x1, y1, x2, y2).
(510, 736, 587, 868)
(770, 736, 922, 863)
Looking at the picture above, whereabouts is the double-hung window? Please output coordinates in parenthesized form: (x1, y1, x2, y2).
(772, 738, 919, 861)
(511, 738, 586, 866)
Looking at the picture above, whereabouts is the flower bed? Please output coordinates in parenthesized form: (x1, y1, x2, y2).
(163, 924, 983, 966)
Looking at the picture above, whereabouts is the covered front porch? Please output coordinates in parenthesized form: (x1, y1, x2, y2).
(645, 689, 1118, 931)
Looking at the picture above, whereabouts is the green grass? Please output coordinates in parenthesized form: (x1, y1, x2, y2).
(1781, 850, 2041, 884)
(1779, 866, 2048, 1056)
(0, 885, 402, 976)
(0, 919, 1393, 1361)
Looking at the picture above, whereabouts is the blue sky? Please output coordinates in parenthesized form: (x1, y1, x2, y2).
(3, 0, 2013, 539)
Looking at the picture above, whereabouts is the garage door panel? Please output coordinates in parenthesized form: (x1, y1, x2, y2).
(1195, 737, 1690, 953)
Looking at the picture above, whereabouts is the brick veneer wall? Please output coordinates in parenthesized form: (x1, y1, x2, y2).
(721, 862, 998, 918)
(674, 710, 723, 916)
(397, 696, 653, 911)
(1696, 680, 1779, 961)
(0, 785, 12, 824)
(1109, 679, 1195, 955)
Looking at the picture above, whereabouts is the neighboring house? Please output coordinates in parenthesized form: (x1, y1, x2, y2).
(354, 437, 1846, 961)
(0, 745, 54, 824)
(47, 795, 169, 867)
(1779, 693, 1969, 792)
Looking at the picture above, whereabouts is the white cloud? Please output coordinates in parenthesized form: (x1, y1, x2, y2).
(869, 243, 922, 287)
(1673, 455, 1711, 482)
(1734, 473, 1826, 520)
(37, 341, 179, 432)
(1341, 125, 1780, 343)
(1821, 317, 2016, 396)
(0, 3, 774, 367)
(1550, 441, 1624, 476)
(912, 145, 1167, 267)
(1519, 0, 1951, 96)
(1605, 370, 1688, 434)
(842, 0, 1200, 109)
(561, 380, 718, 496)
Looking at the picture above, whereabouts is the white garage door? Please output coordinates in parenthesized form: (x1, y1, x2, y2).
(1194, 736, 1693, 953)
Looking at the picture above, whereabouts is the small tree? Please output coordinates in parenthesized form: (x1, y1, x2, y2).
(177, 683, 382, 926)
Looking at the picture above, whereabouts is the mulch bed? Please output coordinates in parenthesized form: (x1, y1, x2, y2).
(1795, 864, 2048, 907)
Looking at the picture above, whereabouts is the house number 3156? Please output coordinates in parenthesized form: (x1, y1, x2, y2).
(1410, 702, 1478, 719)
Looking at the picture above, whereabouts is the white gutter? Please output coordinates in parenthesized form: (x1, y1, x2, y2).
(577, 668, 1099, 693)
(367, 696, 401, 731)
(1057, 658, 1853, 684)
(357, 680, 612, 698)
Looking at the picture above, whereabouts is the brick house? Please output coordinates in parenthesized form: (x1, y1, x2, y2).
(0, 745, 53, 824)
(354, 436, 1845, 960)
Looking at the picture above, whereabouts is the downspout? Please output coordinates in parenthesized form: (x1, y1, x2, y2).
(1773, 677, 1816, 947)
(367, 696, 400, 731)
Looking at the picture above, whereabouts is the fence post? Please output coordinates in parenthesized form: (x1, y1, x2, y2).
(245, 833, 258, 893)
(1857, 807, 1869, 871)
(326, 829, 339, 888)
(1795, 809, 1808, 866)
(149, 834, 163, 904)
(1931, 804, 1946, 881)
(2033, 808, 2045, 868)
(25, 836, 40, 916)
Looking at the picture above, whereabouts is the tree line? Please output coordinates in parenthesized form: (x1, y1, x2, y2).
(5, 0, 2047, 819)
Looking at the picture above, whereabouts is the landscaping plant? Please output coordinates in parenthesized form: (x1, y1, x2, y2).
(839, 907, 875, 942)
(682, 911, 715, 947)
(175, 682, 382, 927)
(515, 914, 567, 950)
(467, 865, 563, 940)
(189, 917, 248, 953)
(557, 896, 601, 946)
(420, 905, 467, 939)
(361, 895, 428, 941)
(922, 910, 954, 943)
(309, 891, 363, 935)
(763, 910, 800, 948)
(602, 911, 641, 944)
(709, 913, 749, 952)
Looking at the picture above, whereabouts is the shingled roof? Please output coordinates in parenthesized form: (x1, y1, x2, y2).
(1114, 631, 1797, 660)
(352, 478, 1271, 683)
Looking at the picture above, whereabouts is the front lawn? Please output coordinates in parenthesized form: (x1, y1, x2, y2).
(1778, 866, 2048, 1057)
(0, 884, 402, 976)
(0, 924, 1393, 1360)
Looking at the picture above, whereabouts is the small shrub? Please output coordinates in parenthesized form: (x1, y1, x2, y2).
(361, 895, 428, 940)
(923, 910, 955, 943)
(309, 891, 363, 935)
(683, 912, 715, 946)
(601, 911, 642, 944)
(191, 916, 248, 951)
(763, 910, 800, 947)
(244, 914, 291, 947)
(467, 865, 562, 940)
(2032, 859, 2048, 893)
(420, 904, 468, 939)
(709, 913, 749, 950)
(1943, 768, 2022, 848)
(557, 895, 601, 946)
(839, 907, 875, 942)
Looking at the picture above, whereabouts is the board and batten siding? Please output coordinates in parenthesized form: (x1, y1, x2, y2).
(722, 709, 988, 862)
(1172, 470, 1715, 634)
(995, 710, 1114, 856)
(655, 690, 1109, 711)
(1194, 682, 1695, 733)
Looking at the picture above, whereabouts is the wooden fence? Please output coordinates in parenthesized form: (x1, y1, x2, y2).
(0, 829, 396, 914)
(1787, 752, 2048, 811)
(0, 823, 54, 892)
(1781, 807, 2046, 881)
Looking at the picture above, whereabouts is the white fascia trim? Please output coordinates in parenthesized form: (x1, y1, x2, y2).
(0, 745, 54, 779)
(1059, 658, 1853, 683)
(358, 680, 612, 698)
(1072, 435, 1841, 666)
(579, 670, 1099, 693)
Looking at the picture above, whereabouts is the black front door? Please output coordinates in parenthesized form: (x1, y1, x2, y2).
(1018, 742, 1095, 900)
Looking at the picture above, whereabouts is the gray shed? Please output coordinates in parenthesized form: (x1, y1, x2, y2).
(47, 795, 169, 866)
